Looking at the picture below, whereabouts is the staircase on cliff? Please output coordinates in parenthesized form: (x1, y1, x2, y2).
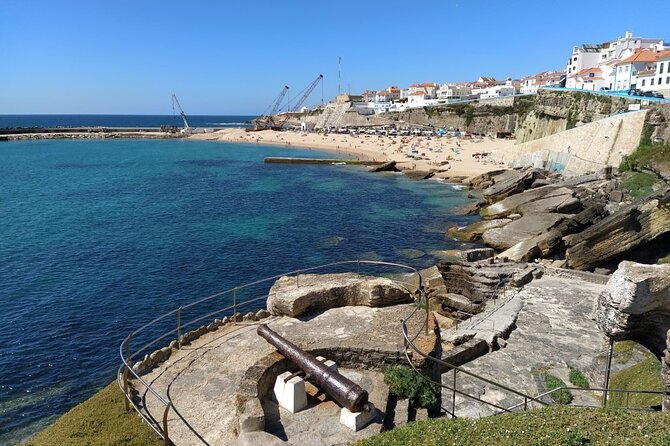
(315, 103, 351, 130)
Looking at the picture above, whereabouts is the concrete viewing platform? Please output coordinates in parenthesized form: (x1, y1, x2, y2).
(135, 303, 432, 446)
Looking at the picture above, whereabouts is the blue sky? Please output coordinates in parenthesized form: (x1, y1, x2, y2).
(1, 0, 669, 115)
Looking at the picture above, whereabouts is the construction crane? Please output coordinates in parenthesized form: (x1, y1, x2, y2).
(249, 86, 290, 131)
(268, 85, 289, 116)
(172, 94, 191, 133)
(290, 74, 323, 113)
(274, 74, 323, 130)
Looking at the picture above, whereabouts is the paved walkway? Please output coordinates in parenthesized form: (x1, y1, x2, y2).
(441, 272, 608, 418)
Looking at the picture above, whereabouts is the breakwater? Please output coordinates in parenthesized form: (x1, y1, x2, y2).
(264, 157, 383, 165)
(0, 127, 183, 141)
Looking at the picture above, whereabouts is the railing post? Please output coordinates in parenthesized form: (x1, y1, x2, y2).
(626, 391, 630, 408)
(122, 366, 130, 412)
(602, 337, 614, 408)
(124, 333, 133, 368)
(163, 401, 172, 446)
(452, 369, 457, 418)
(233, 288, 237, 326)
(357, 260, 360, 274)
(296, 273, 300, 288)
(176, 307, 182, 349)
(524, 396, 528, 411)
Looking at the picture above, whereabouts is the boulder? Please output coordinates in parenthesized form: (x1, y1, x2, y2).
(255, 309, 271, 320)
(403, 170, 434, 180)
(482, 185, 566, 219)
(481, 213, 568, 250)
(565, 187, 670, 270)
(468, 169, 507, 189)
(369, 160, 398, 172)
(482, 169, 535, 204)
(447, 219, 512, 241)
(595, 261, 670, 359)
(266, 273, 414, 317)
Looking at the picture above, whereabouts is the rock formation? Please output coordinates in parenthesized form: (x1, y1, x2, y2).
(267, 273, 414, 317)
(595, 261, 670, 358)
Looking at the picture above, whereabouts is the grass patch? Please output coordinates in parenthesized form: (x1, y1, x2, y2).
(568, 367, 590, 389)
(613, 340, 636, 364)
(620, 119, 670, 173)
(609, 354, 662, 409)
(544, 373, 573, 405)
(356, 406, 670, 446)
(383, 365, 439, 409)
(620, 171, 662, 198)
(23, 382, 162, 446)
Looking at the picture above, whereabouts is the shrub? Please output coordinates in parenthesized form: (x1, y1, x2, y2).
(383, 365, 439, 409)
(565, 430, 591, 445)
(568, 366, 590, 389)
(544, 373, 573, 405)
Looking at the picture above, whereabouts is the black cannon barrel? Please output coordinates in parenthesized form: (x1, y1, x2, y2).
(257, 324, 369, 412)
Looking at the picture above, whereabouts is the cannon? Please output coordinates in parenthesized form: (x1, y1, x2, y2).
(257, 324, 369, 412)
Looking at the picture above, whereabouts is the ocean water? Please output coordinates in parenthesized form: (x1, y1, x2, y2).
(0, 114, 256, 129)
(0, 138, 478, 443)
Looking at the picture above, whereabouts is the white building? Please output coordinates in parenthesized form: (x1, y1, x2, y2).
(566, 31, 666, 89)
(520, 71, 564, 94)
(479, 85, 515, 99)
(613, 49, 659, 91)
(651, 51, 670, 96)
(567, 67, 608, 91)
(436, 83, 471, 100)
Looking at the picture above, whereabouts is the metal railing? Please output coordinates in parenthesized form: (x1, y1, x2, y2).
(401, 276, 664, 418)
(401, 286, 551, 417)
(117, 260, 422, 445)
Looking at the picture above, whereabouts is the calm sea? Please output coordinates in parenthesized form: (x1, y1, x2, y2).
(0, 138, 478, 443)
(0, 114, 256, 129)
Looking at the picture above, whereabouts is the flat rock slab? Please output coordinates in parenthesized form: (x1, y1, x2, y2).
(482, 213, 568, 250)
(442, 272, 608, 418)
(483, 185, 566, 219)
(267, 273, 414, 317)
(137, 304, 426, 446)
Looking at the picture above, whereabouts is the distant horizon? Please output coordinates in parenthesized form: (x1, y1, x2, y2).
(2, 0, 669, 114)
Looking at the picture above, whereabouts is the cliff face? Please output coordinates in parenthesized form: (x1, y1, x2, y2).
(515, 91, 636, 143)
(286, 90, 649, 143)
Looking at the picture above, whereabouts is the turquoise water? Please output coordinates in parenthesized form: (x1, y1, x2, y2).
(0, 138, 478, 443)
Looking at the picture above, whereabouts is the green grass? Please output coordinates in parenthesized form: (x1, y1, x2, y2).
(613, 340, 635, 364)
(620, 121, 670, 174)
(383, 365, 439, 409)
(620, 171, 662, 198)
(356, 406, 670, 446)
(609, 355, 663, 409)
(23, 382, 162, 446)
(544, 374, 573, 405)
(568, 367, 590, 389)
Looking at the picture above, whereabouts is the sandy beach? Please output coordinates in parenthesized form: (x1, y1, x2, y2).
(190, 128, 516, 181)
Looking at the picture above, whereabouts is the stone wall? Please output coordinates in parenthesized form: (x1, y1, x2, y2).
(495, 110, 648, 176)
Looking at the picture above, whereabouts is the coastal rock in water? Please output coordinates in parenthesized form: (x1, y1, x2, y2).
(447, 219, 512, 241)
(565, 187, 670, 270)
(482, 169, 535, 204)
(481, 213, 568, 250)
(369, 160, 398, 172)
(595, 261, 670, 359)
(403, 170, 434, 180)
(266, 273, 414, 317)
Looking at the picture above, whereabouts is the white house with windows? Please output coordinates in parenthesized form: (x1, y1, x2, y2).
(436, 84, 471, 101)
(478, 85, 515, 99)
(520, 71, 564, 94)
(652, 51, 670, 96)
(613, 49, 659, 91)
(566, 31, 667, 89)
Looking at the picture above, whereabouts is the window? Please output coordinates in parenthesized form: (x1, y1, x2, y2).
(667, 76, 670, 84)
(651, 78, 655, 86)
(642, 79, 646, 86)
(660, 62, 665, 74)
(573, 57, 577, 62)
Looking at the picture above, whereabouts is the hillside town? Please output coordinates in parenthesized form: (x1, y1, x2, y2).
(332, 31, 669, 116)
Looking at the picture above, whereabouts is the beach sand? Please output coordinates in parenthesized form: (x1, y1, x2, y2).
(190, 128, 515, 182)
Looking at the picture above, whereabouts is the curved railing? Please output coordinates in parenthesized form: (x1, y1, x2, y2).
(401, 281, 551, 417)
(401, 275, 665, 417)
(117, 260, 423, 445)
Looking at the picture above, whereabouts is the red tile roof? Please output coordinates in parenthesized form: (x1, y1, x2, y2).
(617, 49, 658, 65)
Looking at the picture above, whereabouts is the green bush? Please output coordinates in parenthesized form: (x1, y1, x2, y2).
(565, 430, 591, 445)
(544, 373, 574, 405)
(568, 366, 590, 389)
(383, 365, 439, 409)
